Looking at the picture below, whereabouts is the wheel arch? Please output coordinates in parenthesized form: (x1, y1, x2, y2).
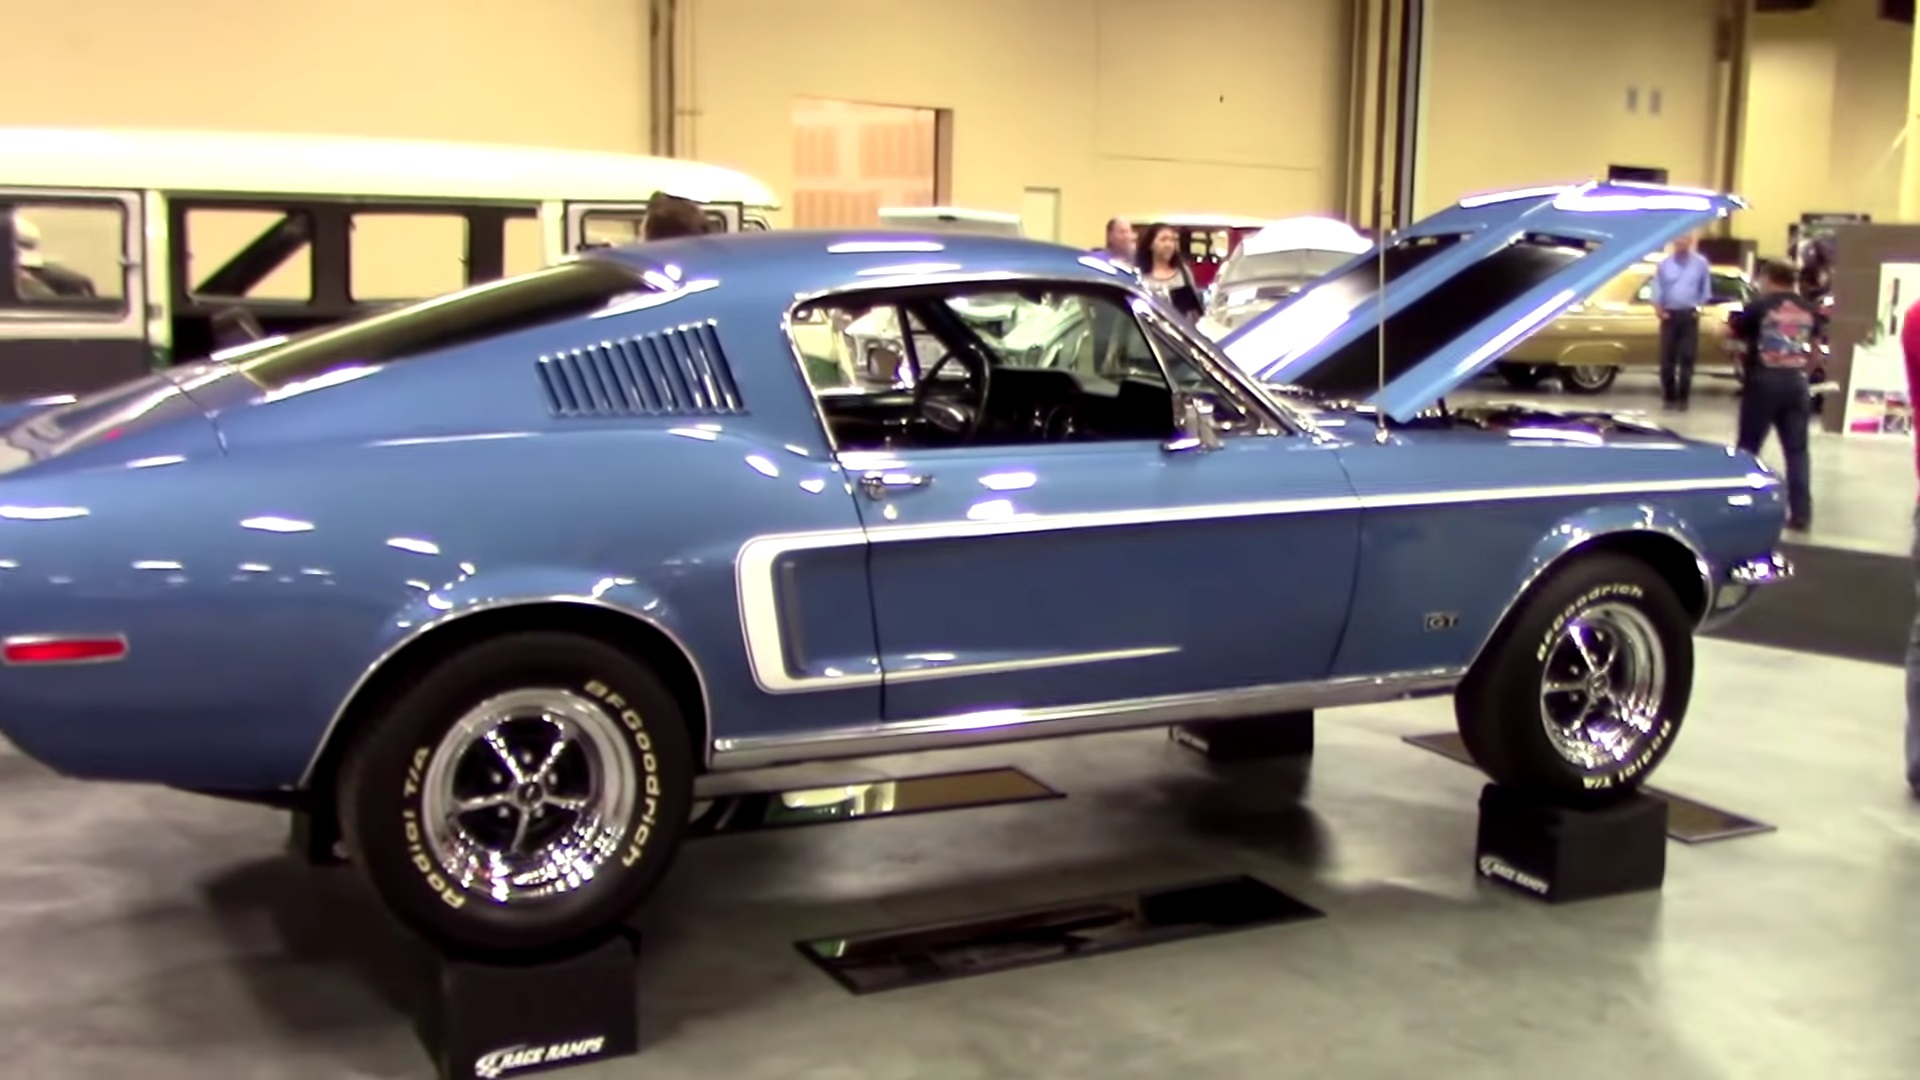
(1554, 340, 1630, 367)
(300, 598, 713, 806)
(1468, 520, 1710, 675)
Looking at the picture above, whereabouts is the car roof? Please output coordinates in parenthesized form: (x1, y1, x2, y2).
(592, 229, 1135, 298)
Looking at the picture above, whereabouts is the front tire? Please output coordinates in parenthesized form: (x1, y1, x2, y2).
(1455, 554, 1693, 805)
(337, 632, 694, 960)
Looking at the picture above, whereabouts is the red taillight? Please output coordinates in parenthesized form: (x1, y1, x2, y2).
(2, 636, 127, 665)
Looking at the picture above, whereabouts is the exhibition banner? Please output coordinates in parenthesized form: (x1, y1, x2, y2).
(1842, 261, 1920, 439)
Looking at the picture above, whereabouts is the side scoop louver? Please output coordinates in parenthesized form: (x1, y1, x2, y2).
(537, 320, 745, 417)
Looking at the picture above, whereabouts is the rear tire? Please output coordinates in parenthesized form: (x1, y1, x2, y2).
(337, 632, 694, 961)
(1557, 364, 1618, 394)
(1455, 554, 1693, 806)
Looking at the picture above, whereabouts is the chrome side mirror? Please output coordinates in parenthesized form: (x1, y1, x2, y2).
(1166, 393, 1224, 452)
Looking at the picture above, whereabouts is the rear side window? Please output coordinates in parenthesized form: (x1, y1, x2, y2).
(231, 258, 654, 392)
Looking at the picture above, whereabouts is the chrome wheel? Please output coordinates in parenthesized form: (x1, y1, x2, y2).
(1560, 364, 1616, 392)
(1537, 602, 1666, 773)
(419, 688, 638, 906)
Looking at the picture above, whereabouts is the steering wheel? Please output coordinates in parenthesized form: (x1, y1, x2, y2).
(911, 347, 992, 444)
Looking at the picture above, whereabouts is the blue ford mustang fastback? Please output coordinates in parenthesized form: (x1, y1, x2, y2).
(0, 181, 1787, 957)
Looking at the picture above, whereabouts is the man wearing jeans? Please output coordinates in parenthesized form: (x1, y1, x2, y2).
(1731, 261, 1817, 531)
(1900, 291, 1920, 797)
(1650, 233, 1713, 408)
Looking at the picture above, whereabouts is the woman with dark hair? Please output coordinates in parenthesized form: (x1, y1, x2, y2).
(1133, 222, 1202, 320)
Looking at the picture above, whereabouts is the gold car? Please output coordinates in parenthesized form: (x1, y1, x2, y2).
(1495, 261, 1753, 394)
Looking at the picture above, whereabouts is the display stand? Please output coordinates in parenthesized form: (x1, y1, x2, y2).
(1474, 783, 1667, 903)
(416, 930, 642, 1080)
(1170, 711, 1314, 762)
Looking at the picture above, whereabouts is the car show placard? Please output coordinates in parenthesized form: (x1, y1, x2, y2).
(1842, 261, 1920, 438)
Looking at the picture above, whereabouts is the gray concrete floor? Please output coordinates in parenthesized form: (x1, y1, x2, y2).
(2, 370, 1915, 1079)
(0, 638, 1913, 1079)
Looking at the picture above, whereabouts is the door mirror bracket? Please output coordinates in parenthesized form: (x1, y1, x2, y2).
(1165, 393, 1224, 453)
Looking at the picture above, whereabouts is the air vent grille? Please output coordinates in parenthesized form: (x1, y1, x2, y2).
(538, 321, 744, 417)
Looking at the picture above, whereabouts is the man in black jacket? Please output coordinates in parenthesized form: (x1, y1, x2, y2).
(1729, 260, 1820, 530)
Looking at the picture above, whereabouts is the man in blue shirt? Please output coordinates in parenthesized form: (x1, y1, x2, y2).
(1649, 233, 1713, 408)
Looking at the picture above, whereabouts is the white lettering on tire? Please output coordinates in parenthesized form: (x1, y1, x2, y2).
(582, 679, 662, 869)
(399, 745, 468, 909)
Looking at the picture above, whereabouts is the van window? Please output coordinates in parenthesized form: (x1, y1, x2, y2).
(349, 211, 468, 300)
(229, 257, 655, 393)
(4, 200, 128, 315)
(504, 216, 546, 277)
(186, 207, 314, 301)
(580, 208, 732, 248)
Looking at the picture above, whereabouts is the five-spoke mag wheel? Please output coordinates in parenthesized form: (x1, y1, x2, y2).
(421, 689, 638, 906)
(1456, 553, 1692, 804)
(337, 632, 692, 961)
(1537, 603, 1666, 775)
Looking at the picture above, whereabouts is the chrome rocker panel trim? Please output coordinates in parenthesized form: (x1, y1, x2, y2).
(708, 666, 1464, 771)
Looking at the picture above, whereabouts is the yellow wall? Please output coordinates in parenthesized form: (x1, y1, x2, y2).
(0, 0, 648, 152)
(1419, 0, 1724, 216)
(2, 0, 649, 299)
(677, 0, 1353, 244)
(1737, 1, 1912, 256)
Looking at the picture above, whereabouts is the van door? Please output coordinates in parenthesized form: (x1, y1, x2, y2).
(563, 200, 746, 251)
(0, 189, 148, 400)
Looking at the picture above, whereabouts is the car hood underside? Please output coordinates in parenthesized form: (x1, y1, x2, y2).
(1216, 181, 1745, 422)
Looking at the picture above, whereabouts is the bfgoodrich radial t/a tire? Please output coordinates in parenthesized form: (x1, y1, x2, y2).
(337, 632, 694, 960)
(1455, 554, 1694, 806)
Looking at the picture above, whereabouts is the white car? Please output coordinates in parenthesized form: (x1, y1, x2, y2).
(1197, 216, 1372, 339)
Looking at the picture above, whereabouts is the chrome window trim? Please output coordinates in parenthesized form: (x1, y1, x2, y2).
(297, 594, 715, 788)
(709, 665, 1464, 770)
(1126, 292, 1326, 437)
(734, 473, 1774, 695)
(1128, 297, 1288, 438)
(778, 269, 1321, 456)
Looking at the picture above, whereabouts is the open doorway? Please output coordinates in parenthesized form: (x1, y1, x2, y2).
(791, 98, 943, 228)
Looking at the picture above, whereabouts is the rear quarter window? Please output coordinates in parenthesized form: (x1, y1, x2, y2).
(230, 259, 654, 393)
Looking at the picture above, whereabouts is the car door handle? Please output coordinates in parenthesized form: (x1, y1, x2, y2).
(858, 471, 931, 500)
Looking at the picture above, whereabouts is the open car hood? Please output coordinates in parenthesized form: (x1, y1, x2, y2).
(1215, 181, 1745, 422)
